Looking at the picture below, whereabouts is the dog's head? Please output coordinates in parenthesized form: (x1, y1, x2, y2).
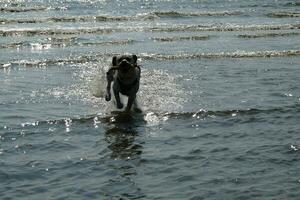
(112, 54, 137, 73)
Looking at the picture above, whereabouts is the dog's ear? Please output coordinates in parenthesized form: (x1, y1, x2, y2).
(112, 56, 117, 66)
(132, 54, 137, 64)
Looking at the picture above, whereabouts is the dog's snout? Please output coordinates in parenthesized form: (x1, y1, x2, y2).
(120, 59, 128, 66)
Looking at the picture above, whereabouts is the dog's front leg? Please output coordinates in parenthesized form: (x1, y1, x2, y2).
(126, 95, 136, 112)
(113, 87, 123, 109)
(105, 71, 113, 101)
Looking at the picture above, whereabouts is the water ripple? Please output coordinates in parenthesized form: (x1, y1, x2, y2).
(1, 50, 299, 69)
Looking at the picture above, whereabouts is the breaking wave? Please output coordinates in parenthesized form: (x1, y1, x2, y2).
(151, 35, 212, 42)
(284, 2, 300, 7)
(148, 23, 300, 32)
(1, 50, 299, 69)
(267, 12, 300, 18)
(152, 10, 242, 17)
(0, 6, 48, 12)
(167, 104, 300, 120)
(16, 102, 300, 129)
(0, 57, 97, 69)
(238, 32, 300, 39)
(0, 23, 299, 36)
(0, 39, 134, 49)
(0, 14, 157, 24)
(0, 10, 241, 25)
(140, 50, 300, 60)
(0, 27, 113, 37)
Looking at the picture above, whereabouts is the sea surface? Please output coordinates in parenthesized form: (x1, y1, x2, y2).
(0, 0, 300, 199)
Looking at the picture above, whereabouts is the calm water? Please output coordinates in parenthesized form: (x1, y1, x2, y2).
(1, 0, 300, 199)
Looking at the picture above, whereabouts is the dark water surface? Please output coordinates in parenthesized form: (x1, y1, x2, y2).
(1, 0, 300, 199)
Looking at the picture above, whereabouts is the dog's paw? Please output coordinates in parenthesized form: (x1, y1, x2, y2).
(133, 107, 142, 113)
(105, 93, 111, 101)
(117, 102, 124, 109)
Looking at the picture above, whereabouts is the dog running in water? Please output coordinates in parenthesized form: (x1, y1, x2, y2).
(105, 54, 141, 112)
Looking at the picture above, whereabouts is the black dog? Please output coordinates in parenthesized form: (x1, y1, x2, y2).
(105, 55, 141, 112)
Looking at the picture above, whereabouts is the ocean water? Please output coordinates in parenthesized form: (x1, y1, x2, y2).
(0, 0, 300, 199)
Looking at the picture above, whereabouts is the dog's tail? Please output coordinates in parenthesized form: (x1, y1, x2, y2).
(106, 66, 120, 80)
(107, 66, 120, 71)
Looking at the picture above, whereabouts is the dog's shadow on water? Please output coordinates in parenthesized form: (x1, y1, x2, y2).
(102, 111, 146, 161)
(96, 111, 147, 198)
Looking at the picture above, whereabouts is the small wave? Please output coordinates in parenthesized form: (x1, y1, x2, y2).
(166, 108, 264, 119)
(0, 14, 157, 25)
(0, 18, 40, 24)
(153, 10, 242, 17)
(152, 35, 211, 42)
(22, 113, 145, 129)
(0, 42, 50, 49)
(75, 39, 135, 46)
(0, 6, 48, 12)
(284, 2, 300, 7)
(0, 11, 240, 24)
(140, 50, 300, 60)
(149, 23, 300, 32)
(0, 24, 299, 36)
(0, 39, 134, 49)
(238, 32, 300, 39)
(0, 27, 113, 37)
(0, 11, 241, 25)
(0, 15, 138, 24)
(1, 50, 299, 68)
(16, 103, 300, 130)
(267, 12, 300, 18)
(47, 15, 132, 23)
(166, 104, 300, 120)
(0, 57, 98, 69)
(12, 140, 77, 152)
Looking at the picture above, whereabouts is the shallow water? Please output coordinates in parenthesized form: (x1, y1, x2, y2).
(1, 0, 300, 199)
